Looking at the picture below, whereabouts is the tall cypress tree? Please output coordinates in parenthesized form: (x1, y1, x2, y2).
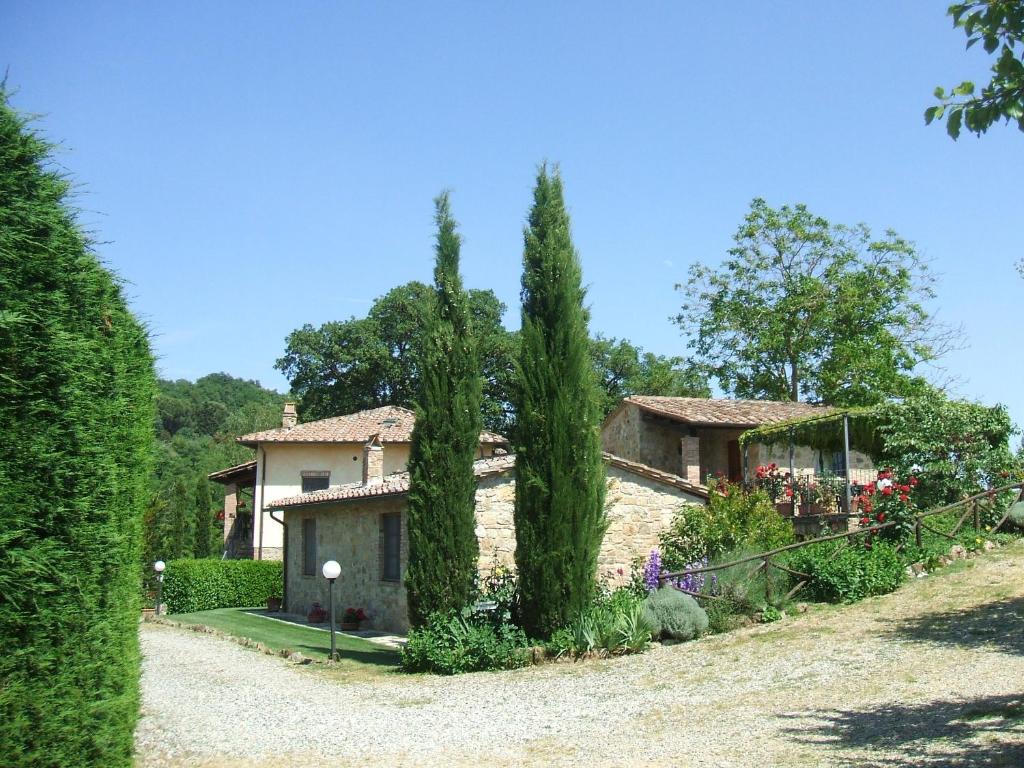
(513, 165, 606, 639)
(0, 88, 155, 766)
(193, 475, 213, 558)
(405, 192, 483, 627)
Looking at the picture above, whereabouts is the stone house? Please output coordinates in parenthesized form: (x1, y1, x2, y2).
(267, 447, 707, 633)
(601, 396, 875, 487)
(209, 404, 507, 560)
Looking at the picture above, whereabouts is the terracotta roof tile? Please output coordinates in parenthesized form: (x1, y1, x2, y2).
(624, 396, 829, 427)
(238, 405, 507, 447)
(269, 452, 706, 509)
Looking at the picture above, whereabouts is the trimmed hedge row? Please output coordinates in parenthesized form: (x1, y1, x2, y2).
(0, 90, 156, 767)
(162, 559, 283, 614)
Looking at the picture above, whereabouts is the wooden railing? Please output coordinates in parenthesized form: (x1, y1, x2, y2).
(658, 481, 1024, 604)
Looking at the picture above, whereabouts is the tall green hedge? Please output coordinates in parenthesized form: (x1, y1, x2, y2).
(0, 89, 156, 767)
(160, 559, 283, 614)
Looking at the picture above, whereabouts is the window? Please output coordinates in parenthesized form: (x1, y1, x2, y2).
(380, 512, 401, 582)
(301, 470, 330, 493)
(302, 518, 316, 576)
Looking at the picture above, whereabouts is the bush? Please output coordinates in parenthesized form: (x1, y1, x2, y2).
(786, 541, 904, 603)
(161, 559, 283, 613)
(400, 612, 530, 674)
(643, 587, 708, 641)
(660, 486, 794, 569)
(0, 91, 156, 767)
(700, 547, 793, 622)
(548, 588, 653, 657)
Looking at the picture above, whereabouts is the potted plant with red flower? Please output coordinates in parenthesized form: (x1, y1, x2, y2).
(340, 607, 367, 631)
(307, 601, 327, 624)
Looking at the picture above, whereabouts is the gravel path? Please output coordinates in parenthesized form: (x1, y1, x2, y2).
(136, 542, 1024, 767)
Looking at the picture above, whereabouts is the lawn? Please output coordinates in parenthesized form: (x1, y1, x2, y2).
(168, 607, 400, 670)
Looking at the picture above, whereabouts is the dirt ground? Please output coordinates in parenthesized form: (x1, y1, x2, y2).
(136, 541, 1024, 767)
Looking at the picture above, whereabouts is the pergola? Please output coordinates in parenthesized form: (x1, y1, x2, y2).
(738, 405, 888, 512)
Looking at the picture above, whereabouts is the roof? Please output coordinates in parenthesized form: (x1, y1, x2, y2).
(207, 459, 257, 485)
(238, 405, 507, 447)
(268, 452, 705, 510)
(620, 396, 829, 428)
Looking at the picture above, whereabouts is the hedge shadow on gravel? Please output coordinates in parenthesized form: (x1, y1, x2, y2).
(882, 596, 1024, 657)
(781, 693, 1024, 767)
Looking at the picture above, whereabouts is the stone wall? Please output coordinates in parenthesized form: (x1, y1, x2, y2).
(285, 496, 409, 633)
(473, 466, 701, 589)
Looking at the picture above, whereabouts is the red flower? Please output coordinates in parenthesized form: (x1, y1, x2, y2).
(899, 493, 909, 502)
(909, 477, 919, 487)
(860, 516, 870, 526)
(881, 486, 893, 496)
(769, 463, 777, 470)
(877, 512, 886, 522)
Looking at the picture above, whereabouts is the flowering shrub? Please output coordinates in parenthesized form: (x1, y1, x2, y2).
(854, 468, 919, 542)
(342, 607, 367, 624)
(660, 483, 795, 568)
(639, 549, 706, 594)
(785, 540, 904, 603)
(754, 463, 786, 502)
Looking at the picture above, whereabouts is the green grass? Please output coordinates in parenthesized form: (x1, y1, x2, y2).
(169, 608, 400, 670)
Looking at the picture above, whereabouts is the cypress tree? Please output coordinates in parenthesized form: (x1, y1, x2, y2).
(167, 477, 194, 559)
(513, 165, 606, 639)
(405, 192, 483, 627)
(0, 89, 155, 766)
(193, 475, 213, 558)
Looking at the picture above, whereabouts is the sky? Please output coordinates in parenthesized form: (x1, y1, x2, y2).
(3, 2, 1022, 433)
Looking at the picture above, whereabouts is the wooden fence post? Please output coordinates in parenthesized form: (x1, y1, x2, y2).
(914, 518, 922, 548)
(972, 500, 980, 532)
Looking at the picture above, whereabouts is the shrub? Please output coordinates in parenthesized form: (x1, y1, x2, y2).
(161, 559, 283, 613)
(786, 541, 904, 603)
(701, 547, 793, 617)
(660, 485, 794, 569)
(0, 90, 156, 767)
(400, 612, 530, 674)
(553, 588, 653, 657)
(643, 587, 708, 641)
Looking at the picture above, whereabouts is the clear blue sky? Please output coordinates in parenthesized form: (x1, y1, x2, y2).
(3, 2, 1021, 434)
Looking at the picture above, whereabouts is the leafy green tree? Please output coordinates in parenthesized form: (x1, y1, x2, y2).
(674, 198, 958, 405)
(405, 193, 483, 627)
(589, 335, 710, 416)
(927, 1, 1024, 138)
(0, 88, 156, 767)
(193, 476, 213, 559)
(513, 165, 607, 639)
(277, 282, 517, 433)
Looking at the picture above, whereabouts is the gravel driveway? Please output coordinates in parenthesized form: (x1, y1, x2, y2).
(136, 542, 1024, 767)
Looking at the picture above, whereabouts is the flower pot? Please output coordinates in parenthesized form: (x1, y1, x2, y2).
(307, 603, 327, 624)
(267, 596, 282, 612)
(339, 622, 360, 631)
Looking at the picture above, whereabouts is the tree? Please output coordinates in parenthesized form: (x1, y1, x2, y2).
(166, 477, 194, 559)
(193, 476, 213, 558)
(405, 193, 483, 626)
(0, 88, 156, 766)
(675, 198, 958, 406)
(927, 1, 1024, 138)
(589, 335, 710, 416)
(513, 165, 607, 639)
(276, 283, 517, 433)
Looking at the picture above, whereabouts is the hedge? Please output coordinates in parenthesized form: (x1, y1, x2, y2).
(162, 559, 283, 614)
(0, 88, 156, 767)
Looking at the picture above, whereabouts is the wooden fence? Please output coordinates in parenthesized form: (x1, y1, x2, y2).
(658, 481, 1024, 604)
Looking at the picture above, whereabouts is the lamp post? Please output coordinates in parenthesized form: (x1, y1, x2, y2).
(322, 560, 341, 661)
(154, 560, 166, 616)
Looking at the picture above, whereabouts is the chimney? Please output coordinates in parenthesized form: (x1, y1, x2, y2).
(363, 435, 384, 486)
(282, 402, 298, 429)
(680, 436, 701, 486)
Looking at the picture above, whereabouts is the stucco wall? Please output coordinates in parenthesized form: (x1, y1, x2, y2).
(253, 442, 498, 556)
(285, 496, 409, 633)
